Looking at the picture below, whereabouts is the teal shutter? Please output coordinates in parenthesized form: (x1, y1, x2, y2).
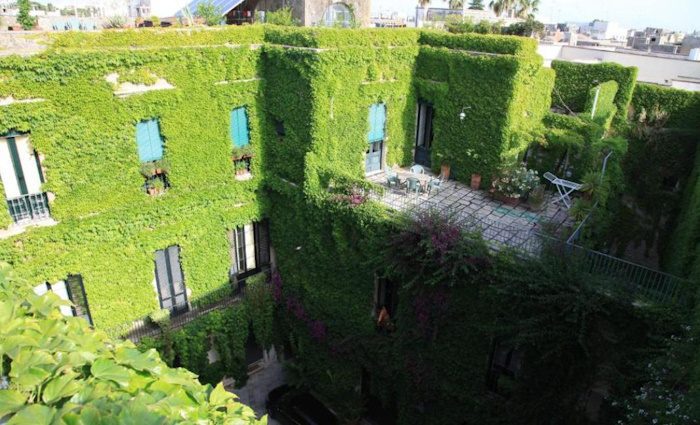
(148, 120, 164, 161)
(136, 119, 164, 162)
(231, 107, 250, 148)
(368, 103, 386, 143)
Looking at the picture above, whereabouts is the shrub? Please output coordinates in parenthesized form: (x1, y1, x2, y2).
(17, 0, 37, 30)
(265, 7, 299, 26)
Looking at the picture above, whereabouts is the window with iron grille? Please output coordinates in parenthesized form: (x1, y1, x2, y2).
(154, 245, 188, 315)
(33, 275, 92, 325)
(228, 220, 271, 285)
(0, 133, 51, 224)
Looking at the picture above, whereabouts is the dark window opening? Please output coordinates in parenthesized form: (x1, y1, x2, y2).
(274, 119, 286, 137)
(245, 325, 264, 373)
(486, 340, 522, 396)
(155, 245, 188, 315)
(374, 277, 398, 331)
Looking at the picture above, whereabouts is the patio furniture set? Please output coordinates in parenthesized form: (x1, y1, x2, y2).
(385, 165, 445, 196)
(382, 166, 583, 210)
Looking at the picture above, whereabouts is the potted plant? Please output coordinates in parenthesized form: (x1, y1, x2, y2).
(147, 178, 166, 196)
(232, 145, 253, 160)
(140, 161, 156, 178)
(580, 171, 602, 201)
(528, 184, 546, 212)
(470, 173, 481, 190)
(235, 161, 249, 176)
(491, 165, 540, 206)
(154, 158, 170, 175)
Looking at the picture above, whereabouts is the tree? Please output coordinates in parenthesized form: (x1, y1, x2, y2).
(468, 0, 485, 10)
(0, 263, 265, 424)
(514, 0, 540, 18)
(502, 17, 544, 37)
(489, 0, 515, 17)
(265, 6, 299, 26)
(417, 0, 431, 8)
(17, 0, 37, 30)
(196, 0, 222, 26)
(444, 0, 464, 9)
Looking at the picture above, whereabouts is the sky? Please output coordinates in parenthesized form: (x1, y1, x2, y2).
(32, 0, 700, 33)
(372, 0, 700, 33)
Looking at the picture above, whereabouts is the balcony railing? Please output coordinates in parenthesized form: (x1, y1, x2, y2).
(6, 192, 50, 224)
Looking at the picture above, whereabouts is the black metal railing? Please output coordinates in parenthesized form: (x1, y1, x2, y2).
(6, 192, 50, 224)
(118, 283, 244, 343)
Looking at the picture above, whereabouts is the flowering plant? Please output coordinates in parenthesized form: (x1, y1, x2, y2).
(492, 164, 540, 199)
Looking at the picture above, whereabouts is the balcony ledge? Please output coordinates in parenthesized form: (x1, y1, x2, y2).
(0, 217, 58, 240)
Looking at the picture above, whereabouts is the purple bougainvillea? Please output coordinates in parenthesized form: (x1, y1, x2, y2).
(270, 271, 328, 342)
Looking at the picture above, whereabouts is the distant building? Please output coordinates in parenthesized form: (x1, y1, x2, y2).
(627, 27, 683, 54)
(588, 20, 627, 41)
(680, 33, 700, 56)
(172, 0, 370, 27)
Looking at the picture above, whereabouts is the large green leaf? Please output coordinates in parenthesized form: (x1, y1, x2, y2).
(90, 359, 131, 387)
(114, 347, 161, 372)
(7, 405, 55, 425)
(209, 383, 234, 407)
(42, 373, 81, 404)
(0, 389, 26, 417)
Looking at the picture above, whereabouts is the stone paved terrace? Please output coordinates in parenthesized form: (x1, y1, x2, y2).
(367, 167, 573, 253)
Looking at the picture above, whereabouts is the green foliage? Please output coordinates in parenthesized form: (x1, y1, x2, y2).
(196, 0, 222, 26)
(0, 39, 268, 331)
(0, 263, 263, 424)
(445, 16, 502, 34)
(103, 16, 126, 29)
(551, 60, 638, 129)
(584, 80, 619, 130)
(117, 68, 158, 85)
(502, 17, 545, 38)
(265, 7, 299, 26)
(468, 0, 486, 9)
(17, 0, 37, 30)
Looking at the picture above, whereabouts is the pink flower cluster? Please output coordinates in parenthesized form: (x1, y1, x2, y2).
(270, 270, 327, 342)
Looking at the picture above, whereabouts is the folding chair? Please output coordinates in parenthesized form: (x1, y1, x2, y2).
(543, 172, 582, 209)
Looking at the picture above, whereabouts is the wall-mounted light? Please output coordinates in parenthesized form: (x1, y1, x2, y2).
(459, 106, 471, 121)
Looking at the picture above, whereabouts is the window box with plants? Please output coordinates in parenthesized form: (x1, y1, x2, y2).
(234, 159, 252, 180)
(491, 165, 540, 206)
(140, 159, 170, 178)
(232, 145, 254, 161)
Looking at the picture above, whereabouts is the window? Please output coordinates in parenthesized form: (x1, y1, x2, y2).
(33, 274, 92, 325)
(374, 277, 397, 332)
(230, 107, 250, 148)
(136, 119, 164, 163)
(0, 133, 50, 224)
(154, 245, 188, 315)
(228, 220, 271, 283)
(274, 119, 286, 137)
(486, 341, 522, 395)
(323, 2, 353, 27)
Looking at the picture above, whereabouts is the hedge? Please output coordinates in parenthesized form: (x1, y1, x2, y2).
(551, 60, 637, 128)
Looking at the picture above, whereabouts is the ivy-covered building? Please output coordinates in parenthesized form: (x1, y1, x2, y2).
(0, 26, 699, 424)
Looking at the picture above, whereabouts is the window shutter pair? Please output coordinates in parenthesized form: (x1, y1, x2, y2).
(368, 103, 387, 143)
(136, 119, 164, 162)
(154, 245, 187, 313)
(33, 276, 92, 325)
(230, 107, 250, 148)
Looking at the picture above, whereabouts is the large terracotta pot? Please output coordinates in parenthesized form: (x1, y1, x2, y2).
(470, 173, 481, 190)
(441, 163, 451, 180)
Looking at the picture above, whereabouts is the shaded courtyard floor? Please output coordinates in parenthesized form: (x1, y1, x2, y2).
(367, 167, 572, 252)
